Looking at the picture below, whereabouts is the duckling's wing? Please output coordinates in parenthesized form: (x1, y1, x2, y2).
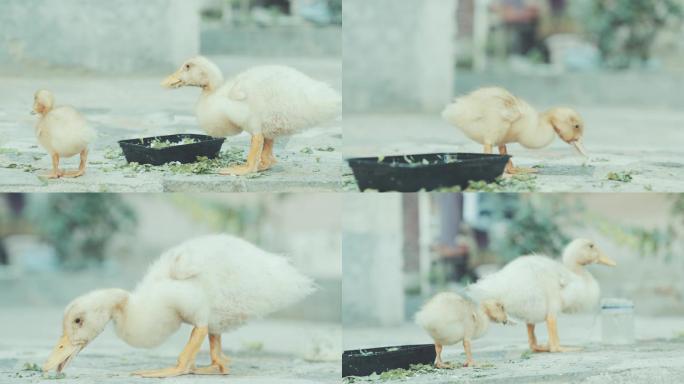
(167, 250, 203, 280)
(469, 255, 565, 323)
(442, 87, 523, 144)
(559, 271, 599, 313)
(225, 66, 341, 135)
(492, 92, 523, 124)
(142, 240, 206, 282)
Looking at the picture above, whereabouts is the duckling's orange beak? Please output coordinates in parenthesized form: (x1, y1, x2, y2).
(161, 70, 183, 88)
(43, 334, 83, 373)
(597, 253, 617, 267)
(572, 138, 588, 158)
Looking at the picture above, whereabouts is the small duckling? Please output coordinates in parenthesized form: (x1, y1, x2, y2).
(442, 87, 587, 174)
(415, 292, 508, 368)
(32, 90, 95, 179)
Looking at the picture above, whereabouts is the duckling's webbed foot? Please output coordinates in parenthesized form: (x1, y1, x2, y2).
(505, 163, 538, 175)
(133, 366, 190, 378)
(192, 363, 229, 375)
(497, 145, 537, 175)
(530, 344, 550, 353)
(132, 326, 208, 378)
(220, 134, 264, 176)
(62, 149, 88, 178)
(45, 170, 64, 179)
(546, 315, 582, 353)
(192, 334, 230, 375)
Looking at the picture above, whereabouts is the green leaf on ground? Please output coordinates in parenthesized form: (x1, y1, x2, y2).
(22, 362, 42, 371)
(607, 171, 634, 182)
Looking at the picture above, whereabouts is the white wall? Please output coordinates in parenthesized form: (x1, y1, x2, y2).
(342, 194, 405, 326)
(0, 0, 199, 74)
(343, 0, 456, 113)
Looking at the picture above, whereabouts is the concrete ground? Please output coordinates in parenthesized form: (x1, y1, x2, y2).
(343, 109, 684, 192)
(0, 56, 345, 192)
(0, 307, 341, 383)
(343, 314, 684, 383)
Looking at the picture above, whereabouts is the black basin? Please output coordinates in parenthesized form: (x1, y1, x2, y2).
(342, 344, 436, 377)
(347, 153, 510, 192)
(118, 134, 225, 166)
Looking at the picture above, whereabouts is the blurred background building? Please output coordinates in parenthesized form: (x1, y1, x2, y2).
(0, 193, 341, 322)
(0, 0, 341, 76)
(343, 193, 684, 326)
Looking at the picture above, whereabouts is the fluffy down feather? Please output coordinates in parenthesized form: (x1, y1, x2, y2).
(197, 64, 341, 139)
(469, 254, 599, 324)
(227, 65, 341, 137)
(36, 106, 95, 157)
(139, 234, 315, 331)
(442, 87, 554, 149)
(415, 292, 489, 346)
(113, 234, 315, 348)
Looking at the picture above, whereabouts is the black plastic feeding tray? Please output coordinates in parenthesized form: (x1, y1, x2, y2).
(343, 344, 436, 377)
(347, 153, 510, 192)
(118, 134, 225, 166)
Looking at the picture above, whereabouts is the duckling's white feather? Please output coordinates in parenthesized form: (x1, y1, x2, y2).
(469, 255, 567, 324)
(113, 234, 315, 347)
(196, 63, 341, 139)
(36, 106, 95, 157)
(142, 234, 314, 326)
(225, 65, 341, 137)
(442, 87, 554, 149)
(415, 292, 488, 346)
(469, 254, 600, 324)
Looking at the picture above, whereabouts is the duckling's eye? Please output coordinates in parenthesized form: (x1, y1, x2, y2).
(74, 318, 82, 325)
(589, 244, 594, 248)
(185, 64, 192, 70)
(574, 124, 580, 129)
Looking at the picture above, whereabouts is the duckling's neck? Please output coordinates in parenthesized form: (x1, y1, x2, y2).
(472, 305, 490, 338)
(36, 106, 52, 117)
(563, 258, 591, 276)
(516, 110, 557, 149)
(202, 71, 224, 94)
(111, 291, 182, 349)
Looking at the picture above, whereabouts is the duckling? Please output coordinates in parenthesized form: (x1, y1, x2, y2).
(162, 57, 341, 176)
(442, 87, 587, 174)
(469, 239, 616, 353)
(415, 292, 508, 368)
(42, 234, 315, 378)
(32, 90, 95, 179)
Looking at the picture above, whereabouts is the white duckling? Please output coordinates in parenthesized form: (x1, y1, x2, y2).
(415, 292, 508, 368)
(42, 234, 315, 378)
(32, 90, 95, 179)
(162, 57, 341, 176)
(442, 87, 587, 174)
(469, 239, 616, 353)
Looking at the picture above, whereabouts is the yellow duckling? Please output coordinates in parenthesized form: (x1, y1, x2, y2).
(442, 87, 587, 174)
(32, 90, 95, 179)
(415, 292, 508, 368)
